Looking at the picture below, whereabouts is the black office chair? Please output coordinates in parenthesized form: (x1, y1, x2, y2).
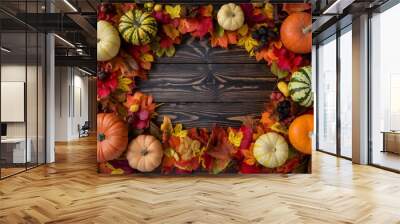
(79, 121, 90, 138)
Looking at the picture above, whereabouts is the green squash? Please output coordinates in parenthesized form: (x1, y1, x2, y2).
(118, 9, 158, 46)
(288, 66, 313, 107)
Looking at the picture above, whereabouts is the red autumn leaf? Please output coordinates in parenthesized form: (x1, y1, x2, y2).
(97, 71, 118, 98)
(153, 11, 171, 24)
(239, 163, 261, 174)
(198, 5, 213, 17)
(175, 168, 193, 174)
(168, 136, 181, 149)
(276, 157, 300, 173)
(192, 17, 213, 38)
(188, 128, 209, 145)
(159, 36, 174, 49)
(274, 47, 303, 72)
(175, 157, 200, 172)
(211, 31, 238, 48)
(179, 18, 198, 34)
(206, 127, 235, 161)
(162, 156, 176, 174)
(240, 4, 267, 27)
(239, 126, 253, 150)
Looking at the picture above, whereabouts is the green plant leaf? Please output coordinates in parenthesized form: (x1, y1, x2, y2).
(165, 46, 176, 57)
(271, 62, 289, 79)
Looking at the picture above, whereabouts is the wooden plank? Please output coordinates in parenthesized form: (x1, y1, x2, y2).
(154, 102, 265, 128)
(139, 63, 275, 103)
(155, 36, 262, 64)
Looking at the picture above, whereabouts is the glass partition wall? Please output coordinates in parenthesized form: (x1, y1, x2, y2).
(0, 1, 46, 179)
(316, 26, 353, 159)
(370, 2, 400, 172)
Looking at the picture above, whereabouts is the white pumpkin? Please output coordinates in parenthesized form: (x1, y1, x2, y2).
(97, 20, 120, 61)
(217, 3, 245, 31)
(253, 132, 289, 168)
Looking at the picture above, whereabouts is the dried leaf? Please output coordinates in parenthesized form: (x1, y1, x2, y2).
(271, 62, 289, 79)
(117, 76, 133, 92)
(163, 24, 180, 40)
(238, 35, 259, 56)
(165, 5, 181, 19)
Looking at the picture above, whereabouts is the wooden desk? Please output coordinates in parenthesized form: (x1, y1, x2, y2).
(382, 131, 400, 154)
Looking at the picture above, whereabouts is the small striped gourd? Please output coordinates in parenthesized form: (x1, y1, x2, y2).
(118, 9, 158, 46)
(288, 66, 313, 107)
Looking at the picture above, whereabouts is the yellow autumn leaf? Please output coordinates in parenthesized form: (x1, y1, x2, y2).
(105, 163, 125, 175)
(271, 122, 288, 135)
(161, 116, 173, 134)
(165, 5, 181, 19)
(117, 76, 133, 92)
(238, 35, 259, 56)
(173, 124, 188, 138)
(228, 129, 243, 147)
(164, 147, 180, 161)
(141, 53, 154, 63)
(238, 24, 248, 36)
(264, 3, 274, 20)
(163, 24, 180, 40)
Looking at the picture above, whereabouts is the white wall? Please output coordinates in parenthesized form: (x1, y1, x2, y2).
(54, 67, 89, 141)
(1, 64, 46, 164)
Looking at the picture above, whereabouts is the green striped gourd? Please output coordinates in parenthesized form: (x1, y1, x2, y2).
(118, 9, 158, 46)
(288, 66, 313, 107)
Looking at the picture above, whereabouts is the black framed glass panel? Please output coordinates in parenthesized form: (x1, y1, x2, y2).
(370, 2, 400, 172)
(317, 35, 337, 155)
(0, 0, 46, 179)
(339, 26, 352, 159)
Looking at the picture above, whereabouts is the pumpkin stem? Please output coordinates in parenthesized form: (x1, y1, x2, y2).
(302, 24, 312, 34)
(98, 133, 106, 142)
(141, 149, 148, 156)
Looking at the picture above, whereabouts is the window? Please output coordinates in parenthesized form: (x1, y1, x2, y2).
(317, 36, 337, 154)
(339, 28, 352, 158)
(370, 2, 400, 171)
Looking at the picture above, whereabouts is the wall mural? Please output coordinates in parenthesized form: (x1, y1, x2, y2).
(97, 2, 313, 175)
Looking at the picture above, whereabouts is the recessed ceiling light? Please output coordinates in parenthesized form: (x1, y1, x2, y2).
(63, 0, 78, 12)
(78, 67, 93, 76)
(54, 34, 75, 48)
(323, 0, 355, 15)
(1, 47, 11, 53)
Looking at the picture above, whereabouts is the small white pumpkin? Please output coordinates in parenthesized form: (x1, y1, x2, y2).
(217, 3, 245, 31)
(97, 20, 120, 61)
(253, 132, 289, 168)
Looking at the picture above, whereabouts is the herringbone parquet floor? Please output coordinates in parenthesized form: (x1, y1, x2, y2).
(0, 136, 399, 224)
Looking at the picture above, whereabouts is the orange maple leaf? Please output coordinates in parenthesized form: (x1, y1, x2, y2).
(178, 18, 198, 34)
(211, 31, 237, 48)
(241, 143, 256, 166)
(255, 41, 283, 64)
(260, 112, 275, 128)
(199, 5, 213, 17)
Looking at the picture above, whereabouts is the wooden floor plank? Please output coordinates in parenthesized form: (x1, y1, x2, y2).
(0, 136, 399, 223)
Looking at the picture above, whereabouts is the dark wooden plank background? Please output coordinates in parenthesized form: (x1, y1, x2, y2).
(140, 36, 275, 128)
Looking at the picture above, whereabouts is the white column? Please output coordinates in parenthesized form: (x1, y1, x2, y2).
(46, 32, 55, 163)
(352, 14, 369, 164)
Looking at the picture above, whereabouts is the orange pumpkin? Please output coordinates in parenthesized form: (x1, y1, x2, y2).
(288, 114, 313, 154)
(282, 3, 311, 14)
(126, 135, 163, 172)
(280, 12, 312, 54)
(97, 113, 128, 162)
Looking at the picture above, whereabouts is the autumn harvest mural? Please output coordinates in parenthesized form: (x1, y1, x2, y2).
(97, 2, 313, 175)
